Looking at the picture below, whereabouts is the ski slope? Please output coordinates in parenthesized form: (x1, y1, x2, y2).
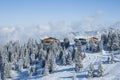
(9, 51, 120, 80)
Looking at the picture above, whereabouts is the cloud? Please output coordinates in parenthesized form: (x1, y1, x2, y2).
(0, 27, 15, 34)
(0, 21, 71, 44)
(81, 10, 104, 31)
(1, 11, 119, 45)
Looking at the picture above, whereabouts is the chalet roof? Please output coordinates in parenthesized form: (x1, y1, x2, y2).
(43, 37, 58, 40)
(89, 37, 99, 42)
(42, 37, 59, 43)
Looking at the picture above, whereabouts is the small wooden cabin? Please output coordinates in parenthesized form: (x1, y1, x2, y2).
(89, 37, 98, 42)
(74, 38, 87, 45)
(42, 37, 59, 44)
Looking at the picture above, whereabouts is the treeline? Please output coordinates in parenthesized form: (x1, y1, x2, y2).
(0, 37, 86, 79)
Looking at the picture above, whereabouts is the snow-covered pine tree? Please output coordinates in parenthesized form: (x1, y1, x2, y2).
(39, 48, 47, 68)
(75, 56, 83, 72)
(107, 32, 114, 51)
(43, 61, 49, 76)
(0, 49, 5, 80)
(18, 58, 23, 71)
(61, 48, 66, 65)
(97, 62, 104, 77)
(30, 53, 35, 65)
(88, 63, 94, 78)
(83, 52, 86, 58)
(24, 51, 30, 68)
(19, 46, 25, 59)
(51, 42, 59, 58)
(1, 63, 5, 80)
(75, 40, 83, 72)
(64, 38, 70, 49)
(98, 40, 103, 53)
(28, 66, 33, 76)
(66, 51, 73, 65)
(32, 64, 37, 76)
(101, 32, 108, 45)
(4, 62, 12, 78)
(48, 47, 56, 73)
(107, 56, 111, 64)
(72, 46, 76, 62)
(111, 55, 114, 64)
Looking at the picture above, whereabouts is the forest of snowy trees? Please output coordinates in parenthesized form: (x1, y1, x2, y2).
(0, 37, 79, 79)
(0, 28, 120, 80)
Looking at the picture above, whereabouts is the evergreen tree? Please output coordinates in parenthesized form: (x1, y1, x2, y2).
(0, 49, 5, 80)
(75, 40, 83, 72)
(28, 66, 33, 76)
(24, 52, 30, 68)
(18, 58, 23, 71)
(64, 38, 70, 49)
(97, 62, 104, 77)
(4, 62, 12, 78)
(48, 48, 56, 73)
(61, 48, 66, 65)
(98, 40, 103, 53)
(83, 52, 86, 58)
(66, 52, 73, 65)
(75, 56, 83, 72)
(43, 61, 49, 76)
(30, 53, 35, 65)
(111, 55, 114, 64)
(39, 49, 47, 68)
(88, 63, 94, 78)
(107, 56, 111, 63)
(32, 64, 37, 76)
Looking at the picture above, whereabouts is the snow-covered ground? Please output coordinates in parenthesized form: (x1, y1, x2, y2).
(9, 50, 120, 80)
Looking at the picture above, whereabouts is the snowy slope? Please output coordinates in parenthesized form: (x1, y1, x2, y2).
(4, 27, 120, 80)
(9, 50, 120, 80)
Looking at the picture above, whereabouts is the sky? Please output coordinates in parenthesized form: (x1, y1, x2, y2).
(0, 0, 120, 44)
(0, 0, 120, 26)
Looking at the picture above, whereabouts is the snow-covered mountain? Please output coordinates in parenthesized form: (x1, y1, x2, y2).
(1, 22, 120, 80)
(0, 21, 120, 45)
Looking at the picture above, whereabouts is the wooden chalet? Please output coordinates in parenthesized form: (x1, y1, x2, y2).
(88, 37, 99, 42)
(42, 37, 59, 44)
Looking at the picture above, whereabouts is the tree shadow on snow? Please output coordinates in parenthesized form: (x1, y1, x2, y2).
(60, 76, 73, 79)
(14, 70, 43, 80)
(14, 70, 29, 80)
(102, 61, 109, 64)
(77, 74, 87, 79)
(60, 74, 87, 79)
(54, 67, 75, 73)
(28, 75, 43, 80)
(103, 60, 120, 65)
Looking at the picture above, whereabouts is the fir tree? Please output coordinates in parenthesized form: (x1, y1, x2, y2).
(32, 65, 37, 76)
(61, 48, 66, 65)
(88, 63, 94, 78)
(111, 55, 114, 64)
(66, 52, 73, 65)
(97, 62, 104, 77)
(43, 61, 49, 76)
(75, 40, 83, 72)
